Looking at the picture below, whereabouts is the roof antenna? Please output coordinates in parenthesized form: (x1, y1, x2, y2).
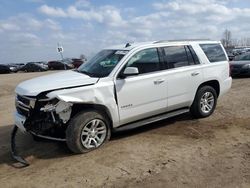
(125, 43, 131, 48)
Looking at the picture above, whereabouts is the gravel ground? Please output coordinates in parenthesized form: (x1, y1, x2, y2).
(0, 72, 249, 188)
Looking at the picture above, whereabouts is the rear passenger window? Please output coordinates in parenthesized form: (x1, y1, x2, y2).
(200, 44, 227, 62)
(164, 46, 189, 69)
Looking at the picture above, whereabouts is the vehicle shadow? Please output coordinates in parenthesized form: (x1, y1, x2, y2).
(0, 113, 193, 167)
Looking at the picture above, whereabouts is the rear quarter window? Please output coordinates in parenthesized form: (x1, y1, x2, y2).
(200, 44, 227, 63)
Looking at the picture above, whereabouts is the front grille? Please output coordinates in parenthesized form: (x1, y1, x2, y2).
(17, 95, 30, 106)
(16, 106, 29, 117)
(15, 94, 36, 117)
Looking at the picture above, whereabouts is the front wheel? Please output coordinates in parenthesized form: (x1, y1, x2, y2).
(66, 110, 111, 154)
(190, 86, 217, 118)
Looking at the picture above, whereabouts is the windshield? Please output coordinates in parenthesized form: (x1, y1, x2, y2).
(77, 50, 127, 77)
(234, 53, 250, 61)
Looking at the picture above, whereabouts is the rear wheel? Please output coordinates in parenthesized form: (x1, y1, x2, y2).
(190, 86, 217, 118)
(66, 110, 111, 153)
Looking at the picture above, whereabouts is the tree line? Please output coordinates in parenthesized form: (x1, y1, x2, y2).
(221, 29, 250, 48)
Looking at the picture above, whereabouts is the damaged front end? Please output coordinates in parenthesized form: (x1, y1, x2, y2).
(12, 94, 73, 166)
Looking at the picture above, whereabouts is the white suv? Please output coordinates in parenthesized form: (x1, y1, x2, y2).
(13, 40, 232, 165)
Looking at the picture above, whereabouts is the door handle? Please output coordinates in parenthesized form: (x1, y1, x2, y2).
(154, 79, 165, 85)
(191, 72, 200, 76)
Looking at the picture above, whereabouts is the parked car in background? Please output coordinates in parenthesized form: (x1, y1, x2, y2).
(228, 53, 235, 61)
(7, 63, 26, 72)
(7, 64, 18, 72)
(18, 62, 48, 72)
(61, 58, 75, 68)
(36, 61, 48, 70)
(0, 64, 11, 74)
(230, 52, 250, 77)
(48, 60, 74, 70)
(71, 58, 84, 68)
(226, 50, 235, 61)
(61, 58, 84, 68)
(232, 48, 244, 56)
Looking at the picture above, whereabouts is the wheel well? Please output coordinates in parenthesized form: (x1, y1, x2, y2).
(70, 103, 113, 128)
(198, 80, 220, 97)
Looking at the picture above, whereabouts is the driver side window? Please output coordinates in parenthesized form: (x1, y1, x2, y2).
(125, 48, 160, 74)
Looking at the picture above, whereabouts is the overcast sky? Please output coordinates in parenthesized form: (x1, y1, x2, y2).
(1, 0, 250, 64)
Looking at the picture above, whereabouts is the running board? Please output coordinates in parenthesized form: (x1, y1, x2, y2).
(114, 108, 189, 132)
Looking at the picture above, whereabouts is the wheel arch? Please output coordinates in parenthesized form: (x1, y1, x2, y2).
(70, 103, 113, 128)
(190, 80, 219, 118)
(197, 80, 220, 97)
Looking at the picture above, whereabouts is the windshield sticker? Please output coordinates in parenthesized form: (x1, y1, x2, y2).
(115, 50, 128, 55)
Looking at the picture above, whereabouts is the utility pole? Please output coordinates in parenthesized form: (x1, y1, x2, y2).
(57, 43, 66, 70)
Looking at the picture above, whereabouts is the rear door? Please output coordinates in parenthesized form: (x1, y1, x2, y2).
(162, 45, 203, 111)
(115, 48, 167, 125)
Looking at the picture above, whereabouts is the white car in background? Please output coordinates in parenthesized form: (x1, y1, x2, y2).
(12, 40, 232, 166)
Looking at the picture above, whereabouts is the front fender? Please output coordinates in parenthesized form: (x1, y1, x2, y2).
(46, 82, 120, 127)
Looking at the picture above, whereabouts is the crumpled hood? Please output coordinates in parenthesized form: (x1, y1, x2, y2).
(15, 70, 99, 96)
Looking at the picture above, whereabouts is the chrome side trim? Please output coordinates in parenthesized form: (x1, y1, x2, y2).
(16, 103, 30, 112)
(16, 94, 36, 108)
(17, 101, 30, 109)
(19, 95, 36, 101)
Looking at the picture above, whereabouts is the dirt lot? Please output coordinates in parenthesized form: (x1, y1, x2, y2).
(0, 72, 249, 188)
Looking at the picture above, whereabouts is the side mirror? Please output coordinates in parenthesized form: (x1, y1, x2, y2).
(122, 67, 139, 77)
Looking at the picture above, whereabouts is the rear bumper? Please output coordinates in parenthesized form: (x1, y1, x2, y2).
(220, 77, 232, 97)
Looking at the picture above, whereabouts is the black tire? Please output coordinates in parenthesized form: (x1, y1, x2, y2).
(190, 86, 217, 118)
(66, 110, 111, 154)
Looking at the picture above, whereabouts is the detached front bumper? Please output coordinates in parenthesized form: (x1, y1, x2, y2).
(11, 112, 29, 167)
(11, 126, 29, 167)
(14, 112, 27, 132)
(12, 96, 70, 166)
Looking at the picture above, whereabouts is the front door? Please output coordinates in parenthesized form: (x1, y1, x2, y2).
(115, 48, 167, 125)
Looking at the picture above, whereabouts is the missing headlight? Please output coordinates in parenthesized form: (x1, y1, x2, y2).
(40, 99, 72, 124)
(55, 101, 73, 123)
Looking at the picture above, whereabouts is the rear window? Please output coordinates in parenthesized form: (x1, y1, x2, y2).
(200, 44, 227, 63)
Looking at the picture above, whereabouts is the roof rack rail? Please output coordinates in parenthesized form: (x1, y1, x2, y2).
(154, 39, 211, 44)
